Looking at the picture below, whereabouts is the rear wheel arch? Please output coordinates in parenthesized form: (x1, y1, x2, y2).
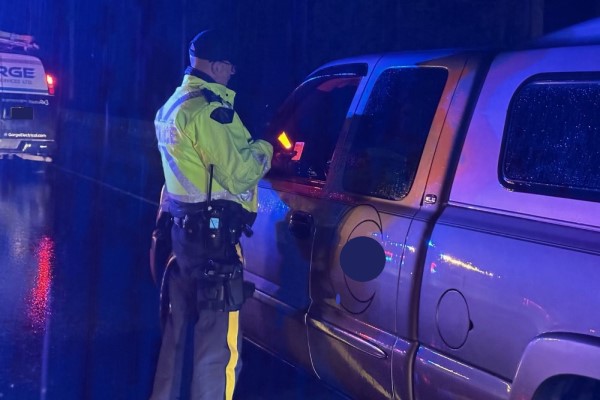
(510, 333, 600, 400)
(532, 375, 600, 400)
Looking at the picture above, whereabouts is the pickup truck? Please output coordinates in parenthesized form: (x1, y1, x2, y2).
(237, 17, 600, 400)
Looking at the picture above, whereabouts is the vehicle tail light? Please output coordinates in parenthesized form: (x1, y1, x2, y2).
(46, 74, 55, 95)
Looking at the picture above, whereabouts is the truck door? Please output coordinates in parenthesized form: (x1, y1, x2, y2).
(240, 62, 372, 373)
(306, 52, 480, 400)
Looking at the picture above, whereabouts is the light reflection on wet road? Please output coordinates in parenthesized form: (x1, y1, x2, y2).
(0, 161, 346, 400)
(0, 161, 160, 399)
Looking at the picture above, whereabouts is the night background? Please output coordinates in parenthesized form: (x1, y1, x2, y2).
(16, 0, 598, 191)
(2, 0, 599, 131)
(0, 1, 599, 399)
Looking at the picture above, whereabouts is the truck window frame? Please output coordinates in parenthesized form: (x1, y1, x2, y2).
(499, 72, 600, 203)
(266, 70, 364, 185)
(341, 66, 448, 200)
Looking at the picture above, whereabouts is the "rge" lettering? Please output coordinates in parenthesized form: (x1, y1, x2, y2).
(0, 66, 35, 78)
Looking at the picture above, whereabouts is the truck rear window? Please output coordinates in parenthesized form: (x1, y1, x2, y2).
(500, 74, 600, 202)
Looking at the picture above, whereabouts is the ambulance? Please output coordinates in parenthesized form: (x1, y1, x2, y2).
(0, 31, 57, 163)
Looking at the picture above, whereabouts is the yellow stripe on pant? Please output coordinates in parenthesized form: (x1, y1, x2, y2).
(225, 311, 240, 400)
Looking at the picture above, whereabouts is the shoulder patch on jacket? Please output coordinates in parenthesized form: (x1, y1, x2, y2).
(210, 107, 234, 124)
(201, 88, 223, 104)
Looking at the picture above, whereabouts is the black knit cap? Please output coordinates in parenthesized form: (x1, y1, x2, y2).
(188, 29, 237, 63)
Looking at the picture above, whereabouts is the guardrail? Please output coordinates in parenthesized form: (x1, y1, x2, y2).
(57, 109, 163, 201)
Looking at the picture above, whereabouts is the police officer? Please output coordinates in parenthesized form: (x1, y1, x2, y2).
(150, 29, 273, 400)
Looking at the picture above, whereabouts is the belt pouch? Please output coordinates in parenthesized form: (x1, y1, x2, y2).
(224, 267, 244, 310)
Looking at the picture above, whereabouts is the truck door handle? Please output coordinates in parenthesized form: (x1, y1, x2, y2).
(288, 211, 314, 239)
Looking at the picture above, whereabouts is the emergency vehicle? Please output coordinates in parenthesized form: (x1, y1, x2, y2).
(0, 30, 57, 163)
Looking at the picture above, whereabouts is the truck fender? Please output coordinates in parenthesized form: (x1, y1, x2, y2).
(510, 333, 600, 400)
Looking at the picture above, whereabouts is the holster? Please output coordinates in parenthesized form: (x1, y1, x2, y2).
(197, 262, 255, 312)
(149, 210, 173, 284)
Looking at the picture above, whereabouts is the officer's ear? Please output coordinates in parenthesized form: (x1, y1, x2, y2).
(210, 61, 224, 75)
(213, 61, 236, 75)
(209, 61, 236, 86)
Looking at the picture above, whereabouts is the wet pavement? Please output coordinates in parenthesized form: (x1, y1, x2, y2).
(0, 159, 346, 400)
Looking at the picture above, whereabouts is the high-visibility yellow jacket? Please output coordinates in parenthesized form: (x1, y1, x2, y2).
(155, 73, 273, 213)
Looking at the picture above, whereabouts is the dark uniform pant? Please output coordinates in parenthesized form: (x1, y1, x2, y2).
(150, 221, 243, 400)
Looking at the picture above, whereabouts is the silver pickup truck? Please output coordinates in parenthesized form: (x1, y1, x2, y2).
(238, 18, 600, 400)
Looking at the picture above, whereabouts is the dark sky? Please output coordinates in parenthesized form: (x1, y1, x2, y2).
(1, 0, 598, 130)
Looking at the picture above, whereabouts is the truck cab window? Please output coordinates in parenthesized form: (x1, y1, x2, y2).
(267, 75, 361, 183)
(343, 67, 447, 200)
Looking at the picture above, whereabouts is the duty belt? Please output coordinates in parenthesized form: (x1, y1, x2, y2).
(172, 215, 200, 230)
(172, 212, 253, 237)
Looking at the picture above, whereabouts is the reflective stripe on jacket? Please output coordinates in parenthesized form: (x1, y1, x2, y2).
(155, 74, 273, 212)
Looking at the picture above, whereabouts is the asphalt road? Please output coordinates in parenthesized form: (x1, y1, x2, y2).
(0, 160, 346, 400)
